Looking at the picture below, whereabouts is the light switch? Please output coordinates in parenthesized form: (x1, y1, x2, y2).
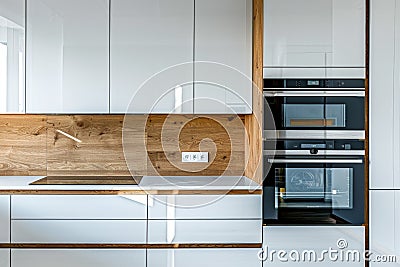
(182, 152, 209, 163)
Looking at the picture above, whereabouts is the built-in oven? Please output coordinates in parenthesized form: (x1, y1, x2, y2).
(264, 79, 365, 140)
(263, 139, 364, 225)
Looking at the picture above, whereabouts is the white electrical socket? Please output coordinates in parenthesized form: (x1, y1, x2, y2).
(182, 152, 209, 163)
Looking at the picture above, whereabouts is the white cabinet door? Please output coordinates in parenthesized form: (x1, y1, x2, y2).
(264, 0, 365, 77)
(11, 195, 147, 219)
(0, 0, 25, 113)
(11, 220, 146, 243)
(262, 226, 365, 266)
(110, 0, 193, 114)
(194, 0, 252, 114)
(148, 195, 262, 219)
(0, 249, 9, 267)
(369, 190, 400, 267)
(148, 249, 261, 267)
(11, 249, 146, 267)
(0, 195, 10, 243)
(148, 219, 261, 244)
(370, 0, 397, 189)
(26, 0, 109, 113)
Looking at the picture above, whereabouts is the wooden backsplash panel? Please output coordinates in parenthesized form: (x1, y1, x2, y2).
(46, 115, 132, 176)
(146, 115, 246, 176)
(0, 115, 47, 175)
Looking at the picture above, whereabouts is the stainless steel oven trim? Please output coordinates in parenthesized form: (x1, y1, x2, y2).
(264, 150, 365, 156)
(263, 91, 365, 97)
(267, 158, 364, 164)
(264, 130, 365, 140)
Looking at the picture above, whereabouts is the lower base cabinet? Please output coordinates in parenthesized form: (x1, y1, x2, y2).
(147, 249, 261, 267)
(0, 249, 10, 267)
(11, 249, 146, 267)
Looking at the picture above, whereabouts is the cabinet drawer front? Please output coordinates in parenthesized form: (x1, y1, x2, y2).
(0, 249, 10, 267)
(148, 220, 261, 244)
(12, 220, 146, 243)
(148, 249, 261, 267)
(148, 195, 262, 219)
(0, 196, 10, 243)
(12, 249, 145, 267)
(11, 195, 147, 219)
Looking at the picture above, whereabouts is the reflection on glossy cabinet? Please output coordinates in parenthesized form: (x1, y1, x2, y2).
(0, 0, 25, 113)
(194, 0, 252, 114)
(369, 190, 400, 267)
(148, 249, 261, 267)
(110, 0, 193, 114)
(264, 0, 365, 78)
(26, 0, 109, 113)
(0, 249, 10, 267)
(0, 195, 10, 243)
(11, 249, 146, 267)
(370, 0, 400, 189)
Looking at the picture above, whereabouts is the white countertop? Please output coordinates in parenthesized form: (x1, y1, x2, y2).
(0, 176, 261, 191)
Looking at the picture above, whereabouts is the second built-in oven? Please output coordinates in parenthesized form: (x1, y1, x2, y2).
(264, 79, 365, 140)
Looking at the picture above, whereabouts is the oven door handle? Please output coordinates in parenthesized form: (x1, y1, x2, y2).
(267, 159, 364, 164)
(263, 91, 365, 97)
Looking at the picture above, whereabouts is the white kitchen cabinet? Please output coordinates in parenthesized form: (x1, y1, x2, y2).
(110, 0, 194, 114)
(0, 249, 9, 267)
(0, 0, 25, 113)
(11, 249, 146, 267)
(262, 226, 365, 266)
(148, 219, 261, 244)
(0, 196, 10, 243)
(148, 249, 261, 267)
(369, 190, 400, 267)
(370, 0, 400, 189)
(26, 0, 109, 113)
(194, 0, 252, 114)
(11, 220, 146, 243)
(11, 195, 147, 219)
(264, 0, 365, 78)
(148, 195, 262, 219)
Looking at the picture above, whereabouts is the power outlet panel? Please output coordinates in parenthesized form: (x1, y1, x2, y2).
(181, 152, 209, 163)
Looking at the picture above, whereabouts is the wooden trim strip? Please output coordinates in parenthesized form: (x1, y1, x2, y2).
(0, 190, 262, 195)
(0, 243, 262, 249)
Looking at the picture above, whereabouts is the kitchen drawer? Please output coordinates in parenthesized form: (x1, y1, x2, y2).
(11, 220, 146, 243)
(11, 249, 145, 267)
(148, 219, 261, 244)
(0, 249, 10, 267)
(0, 196, 10, 243)
(148, 249, 261, 267)
(148, 195, 262, 219)
(11, 195, 147, 219)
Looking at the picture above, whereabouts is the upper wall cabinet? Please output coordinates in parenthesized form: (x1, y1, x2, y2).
(0, 0, 25, 113)
(26, 0, 109, 114)
(110, 0, 194, 114)
(264, 0, 365, 78)
(194, 0, 252, 114)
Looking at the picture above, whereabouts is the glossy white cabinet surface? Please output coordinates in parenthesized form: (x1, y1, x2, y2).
(369, 190, 400, 267)
(0, 195, 10, 243)
(148, 219, 261, 244)
(0, 0, 25, 113)
(262, 226, 365, 266)
(148, 249, 261, 267)
(264, 0, 365, 78)
(12, 249, 146, 267)
(148, 195, 262, 219)
(370, 0, 399, 189)
(26, 0, 109, 113)
(0, 249, 9, 267)
(11, 195, 147, 219)
(11, 220, 146, 243)
(194, 0, 252, 114)
(111, 0, 193, 114)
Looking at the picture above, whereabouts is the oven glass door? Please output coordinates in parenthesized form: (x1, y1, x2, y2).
(267, 96, 364, 130)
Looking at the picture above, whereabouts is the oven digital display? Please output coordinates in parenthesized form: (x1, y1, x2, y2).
(307, 80, 320, 86)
